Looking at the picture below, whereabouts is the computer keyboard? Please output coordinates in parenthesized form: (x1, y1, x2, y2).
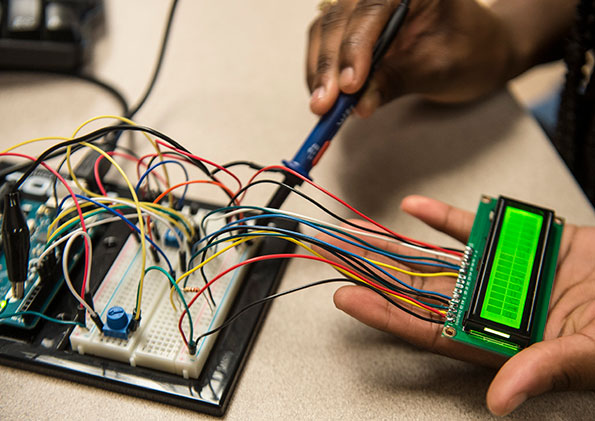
(0, 0, 104, 71)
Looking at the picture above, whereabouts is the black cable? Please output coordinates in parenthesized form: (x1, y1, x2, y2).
(226, 178, 464, 255)
(143, 149, 238, 206)
(50, 140, 116, 210)
(193, 277, 443, 345)
(126, 0, 179, 119)
(71, 0, 178, 183)
(211, 160, 285, 176)
(13, 124, 211, 190)
(194, 221, 451, 305)
(52, 153, 75, 210)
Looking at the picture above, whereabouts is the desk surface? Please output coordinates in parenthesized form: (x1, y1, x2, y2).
(1, 1, 594, 419)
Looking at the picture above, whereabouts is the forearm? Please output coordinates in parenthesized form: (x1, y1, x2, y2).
(490, 0, 578, 78)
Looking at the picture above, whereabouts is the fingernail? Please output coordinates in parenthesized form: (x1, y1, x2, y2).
(339, 67, 355, 87)
(310, 86, 326, 104)
(400, 195, 422, 210)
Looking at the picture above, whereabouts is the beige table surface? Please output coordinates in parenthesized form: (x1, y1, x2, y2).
(1, 1, 595, 420)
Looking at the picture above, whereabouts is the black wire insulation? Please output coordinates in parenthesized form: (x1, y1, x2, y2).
(212, 161, 285, 176)
(126, 0, 179, 118)
(193, 277, 444, 345)
(226, 178, 464, 255)
(13, 124, 210, 190)
(50, 141, 141, 210)
(193, 222, 451, 306)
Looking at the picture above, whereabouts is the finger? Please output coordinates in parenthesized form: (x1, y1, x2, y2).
(309, 2, 354, 115)
(400, 195, 474, 244)
(316, 219, 394, 255)
(306, 19, 322, 90)
(334, 285, 504, 366)
(334, 284, 444, 341)
(313, 218, 460, 281)
(337, 0, 397, 94)
(353, 80, 382, 118)
(487, 334, 595, 416)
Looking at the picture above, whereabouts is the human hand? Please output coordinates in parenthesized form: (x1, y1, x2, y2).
(322, 195, 595, 415)
(306, 0, 514, 117)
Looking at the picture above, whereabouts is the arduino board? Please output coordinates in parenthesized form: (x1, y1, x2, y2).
(442, 196, 564, 356)
(0, 171, 89, 330)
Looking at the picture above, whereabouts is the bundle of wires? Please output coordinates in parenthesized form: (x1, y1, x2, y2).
(0, 116, 462, 355)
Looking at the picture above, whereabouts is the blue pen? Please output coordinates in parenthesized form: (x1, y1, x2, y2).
(268, 0, 410, 209)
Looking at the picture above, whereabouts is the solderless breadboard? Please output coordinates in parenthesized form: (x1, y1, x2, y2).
(70, 212, 251, 379)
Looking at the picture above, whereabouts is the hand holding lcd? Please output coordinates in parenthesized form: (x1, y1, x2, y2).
(320, 195, 595, 416)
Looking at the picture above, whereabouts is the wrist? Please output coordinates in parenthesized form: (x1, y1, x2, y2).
(490, 0, 577, 77)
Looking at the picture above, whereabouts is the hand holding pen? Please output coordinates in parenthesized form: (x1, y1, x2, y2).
(267, 0, 410, 210)
(307, 0, 514, 117)
(268, 0, 514, 208)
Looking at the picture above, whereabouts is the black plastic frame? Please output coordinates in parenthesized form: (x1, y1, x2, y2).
(464, 197, 553, 346)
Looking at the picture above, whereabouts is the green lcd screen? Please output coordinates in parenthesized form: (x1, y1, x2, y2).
(480, 207, 543, 329)
(444, 195, 562, 356)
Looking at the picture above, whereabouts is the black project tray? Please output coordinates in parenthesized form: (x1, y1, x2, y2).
(0, 188, 297, 416)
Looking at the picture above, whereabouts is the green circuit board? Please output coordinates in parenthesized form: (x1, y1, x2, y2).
(442, 196, 563, 356)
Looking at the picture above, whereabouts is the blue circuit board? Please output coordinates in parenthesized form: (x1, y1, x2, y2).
(0, 197, 60, 329)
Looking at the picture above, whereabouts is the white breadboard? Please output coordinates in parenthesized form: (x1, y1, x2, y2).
(70, 211, 251, 379)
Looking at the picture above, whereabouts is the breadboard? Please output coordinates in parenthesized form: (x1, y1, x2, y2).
(70, 212, 251, 379)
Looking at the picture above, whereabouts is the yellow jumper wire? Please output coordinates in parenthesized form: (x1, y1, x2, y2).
(171, 231, 448, 317)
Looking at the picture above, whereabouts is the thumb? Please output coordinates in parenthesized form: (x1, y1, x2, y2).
(487, 334, 595, 416)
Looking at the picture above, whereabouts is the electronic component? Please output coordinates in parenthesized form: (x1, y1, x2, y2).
(442, 196, 564, 356)
(69, 209, 253, 379)
(0, 175, 296, 414)
(1, 111, 485, 414)
(103, 306, 132, 339)
(0, 180, 86, 329)
(0, 0, 105, 71)
(164, 227, 182, 247)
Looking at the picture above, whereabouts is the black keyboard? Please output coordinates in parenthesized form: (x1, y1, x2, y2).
(0, 0, 104, 71)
